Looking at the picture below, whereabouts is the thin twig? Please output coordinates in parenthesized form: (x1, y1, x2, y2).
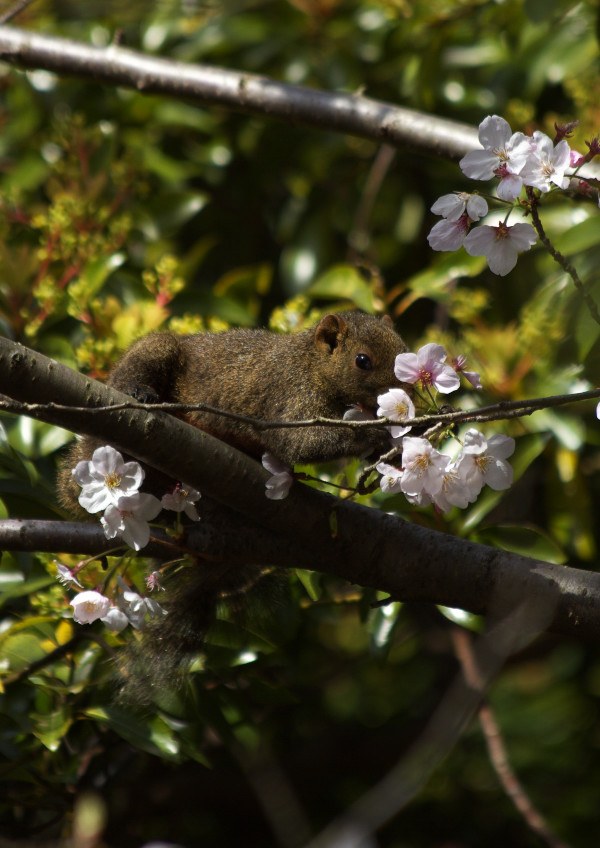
(451, 628, 571, 848)
(0, 0, 39, 25)
(526, 187, 600, 326)
(1, 386, 599, 432)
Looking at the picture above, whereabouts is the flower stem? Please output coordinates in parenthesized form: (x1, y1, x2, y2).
(526, 187, 600, 326)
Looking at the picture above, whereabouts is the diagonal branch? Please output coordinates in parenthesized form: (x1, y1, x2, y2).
(2, 336, 600, 639)
(0, 24, 478, 160)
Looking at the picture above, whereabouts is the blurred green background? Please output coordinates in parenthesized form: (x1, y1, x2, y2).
(0, 1, 600, 845)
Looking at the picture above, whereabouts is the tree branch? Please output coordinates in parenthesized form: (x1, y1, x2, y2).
(0, 24, 478, 160)
(2, 337, 600, 639)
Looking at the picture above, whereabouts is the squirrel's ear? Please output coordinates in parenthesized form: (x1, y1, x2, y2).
(314, 313, 348, 352)
(381, 314, 394, 328)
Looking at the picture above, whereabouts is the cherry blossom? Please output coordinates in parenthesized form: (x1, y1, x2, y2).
(453, 355, 482, 390)
(101, 606, 130, 632)
(399, 437, 448, 499)
(161, 483, 201, 521)
(431, 464, 477, 512)
(520, 132, 571, 192)
(70, 590, 111, 625)
(376, 388, 415, 438)
(453, 429, 515, 493)
(73, 445, 144, 514)
(494, 163, 524, 201)
(427, 215, 469, 252)
(460, 115, 531, 181)
(375, 461, 403, 494)
(394, 344, 460, 394)
(115, 576, 168, 629)
(55, 561, 83, 588)
(262, 453, 294, 500)
(431, 192, 488, 222)
(463, 221, 537, 276)
(100, 492, 162, 551)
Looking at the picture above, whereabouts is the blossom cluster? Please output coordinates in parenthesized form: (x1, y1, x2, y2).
(261, 341, 515, 515)
(65, 577, 168, 632)
(61, 445, 202, 630)
(373, 344, 513, 512)
(428, 115, 599, 276)
(72, 445, 201, 551)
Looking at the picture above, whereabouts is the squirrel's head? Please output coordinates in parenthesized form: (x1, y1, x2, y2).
(313, 311, 410, 413)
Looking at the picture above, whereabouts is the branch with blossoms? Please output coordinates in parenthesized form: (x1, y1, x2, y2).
(3, 336, 600, 643)
(427, 115, 600, 321)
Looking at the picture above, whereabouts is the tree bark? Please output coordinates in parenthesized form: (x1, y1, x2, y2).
(1, 336, 600, 640)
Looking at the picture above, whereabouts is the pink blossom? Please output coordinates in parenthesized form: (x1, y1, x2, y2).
(453, 355, 482, 389)
(463, 221, 537, 276)
(262, 453, 294, 500)
(394, 344, 460, 394)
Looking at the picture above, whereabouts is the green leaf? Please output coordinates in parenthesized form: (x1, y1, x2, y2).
(307, 264, 375, 312)
(474, 524, 567, 564)
(2, 632, 48, 671)
(83, 706, 181, 759)
(400, 251, 487, 311)
(31, 706, 72, 751)
(296, 568, 321, 601)
(553, 215, 600, 256)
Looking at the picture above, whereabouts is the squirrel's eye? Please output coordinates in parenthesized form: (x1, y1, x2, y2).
(355, 353, 373, 371)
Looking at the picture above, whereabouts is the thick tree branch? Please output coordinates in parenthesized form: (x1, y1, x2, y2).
(0, 24, 478, 160)
(2, 337, 600, 639)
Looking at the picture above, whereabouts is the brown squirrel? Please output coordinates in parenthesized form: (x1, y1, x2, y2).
(58, 311, 409, 700)
(59, 311, 408, 513)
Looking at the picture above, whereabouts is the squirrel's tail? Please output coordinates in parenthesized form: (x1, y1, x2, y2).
(114, 560, 273, 707)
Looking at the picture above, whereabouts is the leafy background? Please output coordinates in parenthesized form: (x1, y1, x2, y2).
(1, 0, 600, 845)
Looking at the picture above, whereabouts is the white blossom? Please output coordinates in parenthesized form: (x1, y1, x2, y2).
(463, 222, 537, 276)
(100, 492, 162, 551)
(431, 461, 480, 512)
(454, 429, 515, 493)
(376, 388, 415, 438)
(431, 192, 488, 222)
(375, 462, 404, 494)
(73, 445, 144, 514)
(495, 164, 524, 201)
(520, 132, 571, 192)
(55, 561, 83, 588)
(400, 437, 448, 498)
(427, 216, 469, 251)
(115, 576, 168, 629)
(460, 115, 531, 181)
(101, 606, 130, 632)
(70, 590, 110, 625)
(161, 483, 201, 521)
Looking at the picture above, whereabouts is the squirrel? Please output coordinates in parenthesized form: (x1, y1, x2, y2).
(58, 311, 408, 513)
(57, 311, 409, 700)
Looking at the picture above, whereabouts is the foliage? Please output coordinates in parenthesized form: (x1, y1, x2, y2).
(0, 0, 600, 846)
